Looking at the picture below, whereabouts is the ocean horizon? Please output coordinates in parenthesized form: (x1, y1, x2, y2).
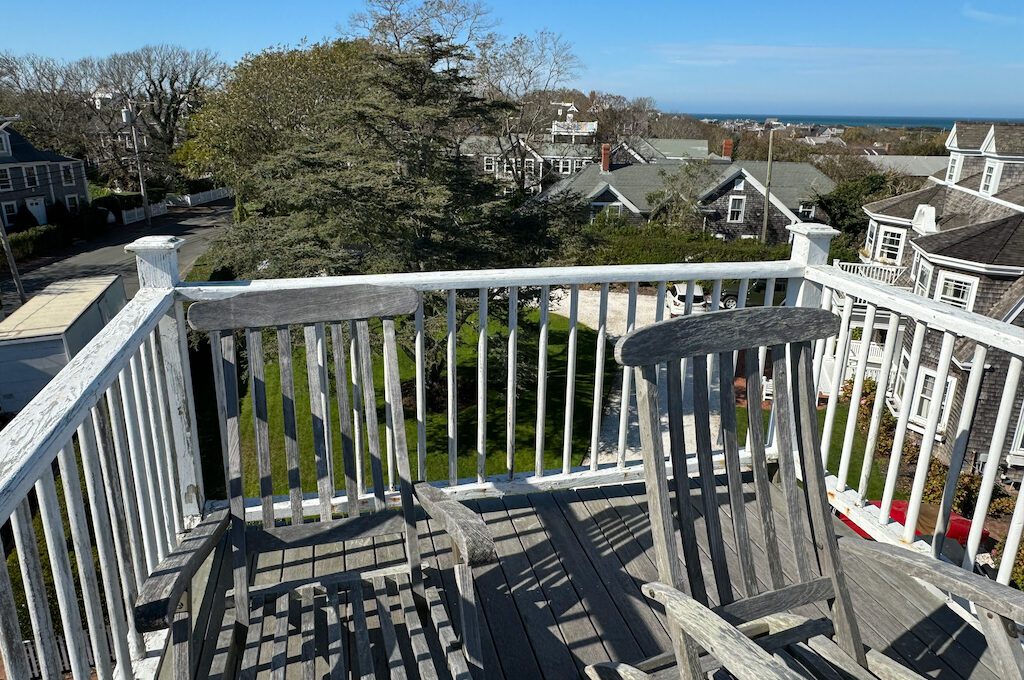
(685, 113, 1024, 129)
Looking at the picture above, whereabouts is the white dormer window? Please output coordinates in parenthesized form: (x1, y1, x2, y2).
(980, 161, 1000, 195)
(934, 271, 978, 311)
(727, 196, 745, 222)
(945, 154, 960, 183)
(0, 133, 9, 157)
(733, 177, 745, 191)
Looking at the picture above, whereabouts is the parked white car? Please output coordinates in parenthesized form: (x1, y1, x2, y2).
(666, 282, 705, 317)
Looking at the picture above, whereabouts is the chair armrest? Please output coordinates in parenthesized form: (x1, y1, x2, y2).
(414, 483, 496, 567)
(642, 582, 801, 680)
(839, 537, 1024, 622)
(135, 510, 230, 632)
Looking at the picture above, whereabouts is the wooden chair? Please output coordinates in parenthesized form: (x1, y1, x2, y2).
(134, 284, 495, 679)
(587, 306, 1024, 680)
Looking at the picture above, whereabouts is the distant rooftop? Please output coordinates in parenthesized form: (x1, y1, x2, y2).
(0, 276, 120, 341)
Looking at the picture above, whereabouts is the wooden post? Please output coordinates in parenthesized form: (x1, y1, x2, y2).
(125, 236, 205, 526)
(786, 223, 838, 310)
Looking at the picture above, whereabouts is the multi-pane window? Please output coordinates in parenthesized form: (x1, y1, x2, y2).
(65, 194, 80, 212)
(980, 161, 998, 195)
(24, 165, 38, 189)
(945, 154, 959, 182)
(865, 220, 877, 254)
(483, 156, 495, 172)
(61, 163, 76, 186)
(1013, 406, 1024, 455)
(876, 227, 904, 262)
(934, 271, 977, 311)
(1, 201, 16, 226)
(893, 350, 956, 432)
(727, 196, 745, 222)
(912, 256, 933, 297)
(524, 158, 535, 174)
(0, 168, 11, 191)
(0, 133, 9, 156)
(798, 203, 815, 220)
(557, 159, 573, 174)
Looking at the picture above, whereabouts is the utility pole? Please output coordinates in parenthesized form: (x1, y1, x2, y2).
(122, 102, 152, 225)
(760, 126, 775, 243)
(0, 115, 27, 309)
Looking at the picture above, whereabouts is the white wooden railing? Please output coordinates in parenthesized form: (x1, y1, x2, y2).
(834, 259, 907, 286)
(164, 187, 232, 208)
(1, 223, 1023, 676)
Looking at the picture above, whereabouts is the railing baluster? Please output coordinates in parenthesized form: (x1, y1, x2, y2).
(835, 303, 877, 492)
(902, 331, 956, 543)
(36, 467, 91, 679)
(477, 288, 489, 483)
(277, 326, 305, 524)
(447, 289, 459, 485)
(129, 352, 171, 559)
(812, 286, 833, 391)
(116, 366, 160, 573)
(107, 380, 152, 580)
(535, 285, 550, 476)
(148, 332, 184, 535)
(820, 294, 855, 465)
(303, 323, 335, 519)
(0, 548, 31, 680)
(934, 343, 988, 558)
(880, 321, 928, 524)
(589, 283, 609, 472)
(616, 282, 638, 466)
(857, 311, 901, 502)
(11, 499, 61, 680)
(349, 321, 366, 496)
(707, 279, 723, 400)
(562, 285, 579, 474)
(507, 286, 519, 479)
(330, 323, 359, 518)
(964, 356, 1023, 570)
(247, 328, 275, 527)
(415, 300, 427, 481)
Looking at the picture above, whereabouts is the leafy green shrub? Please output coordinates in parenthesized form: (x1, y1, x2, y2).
(12, 203, 39, 231)
(992, 540, 1024, 590)
(5, 224, 72, 261)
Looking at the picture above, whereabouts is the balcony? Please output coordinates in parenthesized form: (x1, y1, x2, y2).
(0, 225, 1021, 678)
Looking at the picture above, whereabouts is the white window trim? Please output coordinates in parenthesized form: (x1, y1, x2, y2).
(1012, 404, 1024, 455)
(61, 163, 76, 186)
(24, 165, 38, 189)
(727, 196, 746, 223)
(945, 153, 960, 183)
(798, 203, 815, 220)
(65, 194, 79, 211)
(912, 255, 934, 297)
(733, 178, 745, 191)
(0, 168, 11, 192)
(483, 156, 495, 172)
(874, 225, 905, 263)
(1, 201, 16, 226)
(865, 220, 877, 255)
(980, 160, 1001, 195)
(590, 201, 624, 222)
(892, 350, 956, 433)
(0, 133, 9, 157)
(933, 270, 979, 311)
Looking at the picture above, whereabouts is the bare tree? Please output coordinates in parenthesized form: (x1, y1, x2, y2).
(347, 0, 496, 53)
(474, 31, 581, 194)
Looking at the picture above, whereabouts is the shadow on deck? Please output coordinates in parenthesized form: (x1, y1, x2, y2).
(191, 478, 999, 680)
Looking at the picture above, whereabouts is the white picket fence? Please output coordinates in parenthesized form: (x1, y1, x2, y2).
(164, 186, 232, 208)
(121, 202, 168, 225)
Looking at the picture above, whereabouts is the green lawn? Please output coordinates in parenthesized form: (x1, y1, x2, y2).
(232, 311, 615, 497)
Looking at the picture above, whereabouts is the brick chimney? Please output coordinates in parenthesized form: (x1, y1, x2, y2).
(601, 143, 611, 172)
(722, 139, 734, 159)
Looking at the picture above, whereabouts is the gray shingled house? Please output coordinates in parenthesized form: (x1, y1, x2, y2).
(0, 126, 89, 230)
(851, 121, 1024, 481)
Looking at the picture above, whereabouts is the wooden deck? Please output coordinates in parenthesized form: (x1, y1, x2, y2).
(191, 477, 1001, 679)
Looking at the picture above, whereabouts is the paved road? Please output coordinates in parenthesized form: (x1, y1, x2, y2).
(3, 199, 233, 307)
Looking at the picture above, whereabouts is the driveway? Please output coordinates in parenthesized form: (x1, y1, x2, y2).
(3, 199, 233, 309)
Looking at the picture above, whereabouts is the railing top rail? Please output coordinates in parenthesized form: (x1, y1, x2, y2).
(175, 260, 805, 301)
(0, 287, 173, 523)
(807, 264, 1024, 357)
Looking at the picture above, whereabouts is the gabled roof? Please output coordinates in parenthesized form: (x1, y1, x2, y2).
(948, 122, 992, 150)
(949, 121, 1024, 154)
(864, 184, 945, 220)
(545, 163, 682, 213)
(862, 155, 949, 178)
(705, 161, 835, 208)
(913, 213, 1024, 267)
(0, 127, 78, 166)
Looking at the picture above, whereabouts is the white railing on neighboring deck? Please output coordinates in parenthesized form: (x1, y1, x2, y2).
(834, 259, 907, 286)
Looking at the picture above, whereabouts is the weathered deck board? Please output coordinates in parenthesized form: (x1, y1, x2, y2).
(193, 481, 998, 680)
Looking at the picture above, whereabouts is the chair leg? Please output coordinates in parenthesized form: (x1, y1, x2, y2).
(454, 562, 483, 675)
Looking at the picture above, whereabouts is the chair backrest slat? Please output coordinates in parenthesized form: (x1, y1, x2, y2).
(303, 322, 335, 522)
(353, 319, 387, 511)
(689, 353, 733, 606)
(665, 359, 708, 605)
(330, 323, 360, 518)
(276, 326, 305, 525)
(742, 349, 785, 590)
(246, 328, 275, 528)
(768, 344, 816, 583)
(717, 350, 758, 598)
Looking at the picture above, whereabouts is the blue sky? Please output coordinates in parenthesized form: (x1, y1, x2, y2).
(6, 0, 1023, 117)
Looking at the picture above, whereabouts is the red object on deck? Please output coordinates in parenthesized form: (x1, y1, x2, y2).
(838, 500, 986, 545)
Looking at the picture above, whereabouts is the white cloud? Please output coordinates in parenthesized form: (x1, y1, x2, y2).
(962, 3, 1020, 25)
